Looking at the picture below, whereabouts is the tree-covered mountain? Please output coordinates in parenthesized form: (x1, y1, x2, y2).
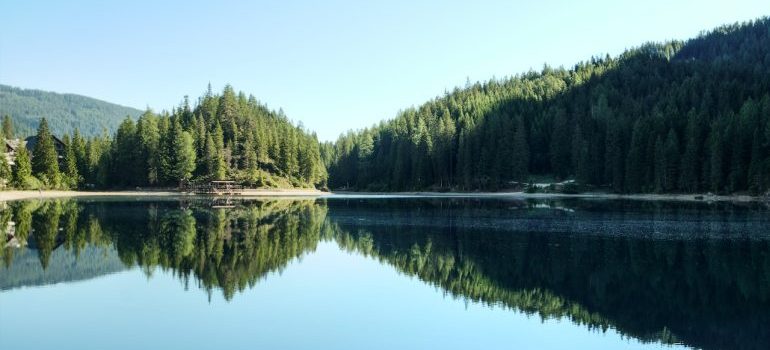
(0, 84, 143, 137)
(93, 85, 327, 189)
(2, 85, 327, 189)
(325, 17, 770, 195)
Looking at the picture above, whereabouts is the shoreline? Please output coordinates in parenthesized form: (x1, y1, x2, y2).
(0, 188, 328, 202)
(0, 189, 765, 203)
(329, 191, 767, 202)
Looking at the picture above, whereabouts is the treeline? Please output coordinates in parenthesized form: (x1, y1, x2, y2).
(1, 85, 327, 189)
(325, 17, 770, 194)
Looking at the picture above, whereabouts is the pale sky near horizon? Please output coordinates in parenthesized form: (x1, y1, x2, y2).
(0, 0, 767, 140)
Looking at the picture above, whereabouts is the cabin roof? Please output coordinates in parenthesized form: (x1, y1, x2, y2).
(5, 139, 24, 152)
(23, 135, 65, 152)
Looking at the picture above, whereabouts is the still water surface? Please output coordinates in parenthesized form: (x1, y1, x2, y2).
(1, 197, 769, 350)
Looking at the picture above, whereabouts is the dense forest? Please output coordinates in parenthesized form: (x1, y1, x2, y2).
(325, 17, 770, 194)
(0, 84, 143, 137)
(1, 85, 327, 189)
(3, 19, 770, 194)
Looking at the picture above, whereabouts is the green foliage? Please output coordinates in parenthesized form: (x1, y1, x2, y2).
(38, 86, 328, 189)
(3, 115, 13, 139)
(62, 135, 80, 188)
(12, 147, 33, 189)
(0, 84, 142, 137)
(326, 17, 770, 194)
(31, 118, 61, 188)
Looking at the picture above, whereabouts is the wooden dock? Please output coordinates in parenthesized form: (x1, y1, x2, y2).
(188, 180, 244, 196)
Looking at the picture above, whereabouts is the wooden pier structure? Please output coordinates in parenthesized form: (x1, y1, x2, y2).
(188, 180, 243, 196)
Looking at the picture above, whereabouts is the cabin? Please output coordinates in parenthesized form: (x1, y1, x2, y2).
(4, 139, 24, 166)
(24, 135, 66, 160)
(3, 135, 66, 167)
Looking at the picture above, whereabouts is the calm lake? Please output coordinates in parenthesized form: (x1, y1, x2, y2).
(1, 196, 769, 350)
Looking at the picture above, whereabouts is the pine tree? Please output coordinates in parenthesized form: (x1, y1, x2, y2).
(137, 112, 161, 185)
(663, 129, 680, 192)
(62, 135, 79, 189)
(166, 119, 196, 185)
(0, 130, 10, 187)
(0, 154, 10, 187)
(511, 117, 529, 182)
(112, 117, 140, 186)
(679, 110, 702, 192)
(747, 130, 764, 194)
(71, 129, 88, 184)
(625, 121, 646, 193)
(213, 122, 226, 179)
(571, 124, 590, 186)
(13, 147, 32, 189)
(31, 118, 60, 187)
(550, 107, 571, 179)
(709, 125, 724, 193)
(604, 119, 624, 192)
(2, 115, 13, 139)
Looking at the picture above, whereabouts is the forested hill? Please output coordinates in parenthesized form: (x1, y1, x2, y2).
(1, 84, 326, 190)
(0, 84, 143, 137)
(324, 17, 770, 195)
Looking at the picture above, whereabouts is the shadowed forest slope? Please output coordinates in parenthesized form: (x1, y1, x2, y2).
(325, 18, 770, 195)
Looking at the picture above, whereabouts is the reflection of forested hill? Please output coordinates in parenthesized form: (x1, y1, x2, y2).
(3, 198, 770, 349)
(0, 245, 125, 291)
(325, 199, 770, 350)
(0, 199, 327, 300)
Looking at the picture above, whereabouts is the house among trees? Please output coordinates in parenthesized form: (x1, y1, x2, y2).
(24, 135, 66, 164)
(3, 135, 66, 167)
(4, 139, 23, 166)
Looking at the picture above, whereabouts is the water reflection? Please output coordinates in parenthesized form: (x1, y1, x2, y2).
(2, 197, 770, 350)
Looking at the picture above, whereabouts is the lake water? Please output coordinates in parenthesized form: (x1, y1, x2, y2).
(1, 197, 769, 350)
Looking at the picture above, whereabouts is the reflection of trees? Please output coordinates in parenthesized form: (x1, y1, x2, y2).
(92, 199, 327, 300)
(325, 199, 770, 350)
(3, 198, 770, 349)
(2, 199, 326, 300)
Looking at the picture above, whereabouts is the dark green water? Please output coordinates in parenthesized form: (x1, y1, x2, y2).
(1, 197, 769, 350)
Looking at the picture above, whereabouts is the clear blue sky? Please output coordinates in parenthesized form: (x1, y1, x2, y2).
(0, 0, 766, 140)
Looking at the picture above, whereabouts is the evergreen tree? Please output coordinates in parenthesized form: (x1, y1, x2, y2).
(604, 119, 624, 192)
(663, 129, 680, 192)
(13, 147, 32, 189)
(747, 130, 764, 194)
(62, 135, 79, 188)
(679, 110, 702, 192)
(31, 118, 60, 187)
(166, 119, 196, 185)
(137, 111, 161, 185)
(549, 107, 571, 179)
(0, 131, 10, 186)
(511, 117, 529, 182)
(2, 115, 13, 139)
(112, 117, 140, 187)
(709, 125, 724, 192)
(0, 153, 10, 187)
